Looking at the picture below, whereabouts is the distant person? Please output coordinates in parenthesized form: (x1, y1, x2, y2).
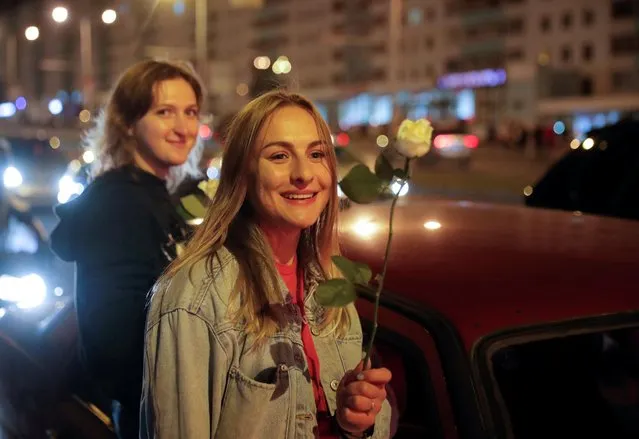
(50, 59, 205, 439)
(140, 90, 393, 438)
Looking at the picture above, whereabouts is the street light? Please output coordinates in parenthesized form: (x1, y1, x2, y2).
(24, 26, 40, 41)
(272, 56, 291, 75)
(253, 56, 271, 70)
(47, 9, 117, 111)
(52, 6, 69, 23)
(101, 9, 117, 25)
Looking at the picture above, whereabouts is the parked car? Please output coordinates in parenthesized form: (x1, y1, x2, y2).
(1, 137, 71, 207)
(524, 118, 639, 222)
(1, 197, 638, 438)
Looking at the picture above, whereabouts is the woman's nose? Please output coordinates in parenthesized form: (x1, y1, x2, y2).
(291, 158, 313, 186)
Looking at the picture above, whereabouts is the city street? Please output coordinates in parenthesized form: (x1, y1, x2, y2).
(338, 139, 564, 204)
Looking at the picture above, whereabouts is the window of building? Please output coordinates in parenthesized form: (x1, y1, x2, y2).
(561, 46, 572, 62)
(508, 18, 524, 34)
(446, 59, 461, 72)
(507, 48, 524, 60)
(612, 0, 636, 19)
(611, 33, 639, 56)
(562, 12, 573, 29)
(425, 37, 434, 50)
(582, 9, 595, 26)
(426, 7, 436, 21)
(407, 7, 423, 26)
(540, 16, 551, 32)
(582, 43, 593, 61)
(611, 70, 639, 92)
(581, 77, 593, 95)
(537, 51, 551, 65)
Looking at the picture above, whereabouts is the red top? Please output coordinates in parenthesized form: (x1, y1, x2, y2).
(276, 257, 338, 438)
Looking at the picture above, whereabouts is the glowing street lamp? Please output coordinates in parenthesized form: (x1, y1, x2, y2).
(25, 26, 40, 41)
(52, 6, 69, 23)
(272, 56, 292, 75)
(101, 9, 117, 24)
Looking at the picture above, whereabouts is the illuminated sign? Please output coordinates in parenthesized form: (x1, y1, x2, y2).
(437, 68, 507, 89)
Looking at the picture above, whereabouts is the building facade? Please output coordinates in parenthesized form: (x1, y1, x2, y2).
(1, 0, 638, 137)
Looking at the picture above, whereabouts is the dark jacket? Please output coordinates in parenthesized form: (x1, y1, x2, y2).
(50, 165, 188, 406)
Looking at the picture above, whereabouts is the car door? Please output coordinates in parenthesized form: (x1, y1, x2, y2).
(356, 291, 487, 439)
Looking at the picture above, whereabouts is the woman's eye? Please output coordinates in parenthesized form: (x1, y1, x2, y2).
(270, 152, 288, 161)
(157, 108, 171, 116)
(186, 109, 199, 117)
(310, 150, 326, 159)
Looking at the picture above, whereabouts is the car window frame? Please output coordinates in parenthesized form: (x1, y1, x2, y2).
(470, 311, 639, 439)
(356, 287, 489, 439)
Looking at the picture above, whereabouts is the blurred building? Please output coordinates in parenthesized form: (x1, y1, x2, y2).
(211, 0, 639, 137)
(443, 0, 639, 138)
(1, 0, 638, 139)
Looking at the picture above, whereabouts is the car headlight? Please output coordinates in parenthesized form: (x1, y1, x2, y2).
(57, 175, 85, 203)
(0, 273, 47, 309)
(3, 166, 23, 188)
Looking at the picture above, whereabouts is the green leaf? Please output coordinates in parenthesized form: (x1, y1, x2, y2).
(374, 154, 394, 183)
(176, 204, 195, 220)
(332, 255, 372, 285)
(315, 279, 357, 307)
(339, 164, 383, 204)
(180, 194, 207, 218)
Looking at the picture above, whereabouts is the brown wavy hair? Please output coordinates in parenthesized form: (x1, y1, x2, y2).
(161, 90, 348, 340)
(86, 59, 205, 191)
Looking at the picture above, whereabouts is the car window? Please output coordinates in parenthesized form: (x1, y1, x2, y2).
(357, 298, 455, 439)
(486, 326, 639, 439)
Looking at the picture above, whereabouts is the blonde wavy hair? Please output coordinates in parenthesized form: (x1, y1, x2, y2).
(162, 90, 349, 340)
(85, 59, 205, 192)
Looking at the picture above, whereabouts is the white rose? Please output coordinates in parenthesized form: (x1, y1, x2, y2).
(198, 179, 219, 200)
(395, 119, 434, 158)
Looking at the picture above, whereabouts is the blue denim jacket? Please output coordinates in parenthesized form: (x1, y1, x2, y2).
(140, 247, 391, 438)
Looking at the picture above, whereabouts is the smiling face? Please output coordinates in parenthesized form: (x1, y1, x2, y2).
(250, 105, 333, 233)
(132, 78, 200, 178)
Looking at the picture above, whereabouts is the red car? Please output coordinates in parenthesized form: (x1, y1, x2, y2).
(1, 197, 638, 438)
(341, 197, 639, 439)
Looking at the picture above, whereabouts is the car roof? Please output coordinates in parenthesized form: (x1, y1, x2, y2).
(339, 197, 639, 347)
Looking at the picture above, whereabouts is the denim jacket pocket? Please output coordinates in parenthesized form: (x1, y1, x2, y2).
(335, 334, 364, 372)
(217, 364, 292, 439)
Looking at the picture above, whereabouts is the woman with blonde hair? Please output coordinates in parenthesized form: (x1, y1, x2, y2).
(141, 90, 392, 438)
(50, 59, 205, 439)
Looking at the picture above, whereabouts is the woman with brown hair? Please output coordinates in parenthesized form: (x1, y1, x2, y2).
(50, 59, 205, 439)
(141, 90, 392, 438)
